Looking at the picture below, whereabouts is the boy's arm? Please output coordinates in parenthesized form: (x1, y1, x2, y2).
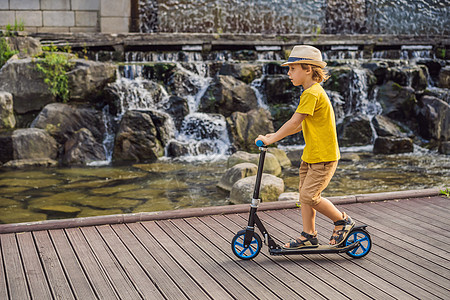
(256, 112, 307, 146)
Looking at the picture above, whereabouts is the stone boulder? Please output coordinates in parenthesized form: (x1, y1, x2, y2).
(219, 63, 262, 84)
(113, 110, 164, 163)
(67, 59, 117, 102)
(438, 66, 450, 89)
(373, 137, 414, 154)
(0, 91, 16, 129)
(377, 81, 416, 122)
(438, 141, 450, 155)
(0, 128, 57, 164)
(230, 174, 284, 204)
(416, 96, 450, 142)
(217, 162, 258, 192)
(372, 115, 406, 137)
(227, 151, 281, 176)
(164, 95, 189, 130)
(32, 103, 105, 146)
(199, 75, 257, 117)
(145, 109, 175, 146)
(226, 108, 274, 152)
(278, 192, 300, 201)
(5, 36, 42, 58)
(0, 57, 56, 115)
(268, 148, 292, 169)
(337, 114, 373, 146)
(166, 140, 190, 157)
(63, 128, 106, 165)
(261, 74, 299, 105)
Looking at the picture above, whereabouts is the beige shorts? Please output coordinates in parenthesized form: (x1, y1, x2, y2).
(299, 160, 338, 206)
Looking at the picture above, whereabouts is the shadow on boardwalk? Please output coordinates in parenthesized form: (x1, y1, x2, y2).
(0, 193, 449, 299)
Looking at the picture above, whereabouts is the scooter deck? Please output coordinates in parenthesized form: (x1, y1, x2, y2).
(269, 241, 360, 256)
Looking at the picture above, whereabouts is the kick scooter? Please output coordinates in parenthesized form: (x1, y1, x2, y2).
(231, 140, 372, 260)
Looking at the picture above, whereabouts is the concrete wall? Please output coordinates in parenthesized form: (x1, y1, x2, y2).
(0, 0, 132, 33)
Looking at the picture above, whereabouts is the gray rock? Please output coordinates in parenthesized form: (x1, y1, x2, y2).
(0, 91, 15, 129)
(230, 174, 284, 204)
(267, 148, 292, 169)
(67, 59, 117, 102)
(199, 75, 257, 117)
(278, 192, 299, 201)
(0, 57, 55, 114)
(372, 115, 406, 137)
(12, 128, 57, 160)
(439, 66, 450, 89)
(438, 141, 450, 155)
(337, 114, 373, 146)
(416, 96, 450, 142)
(217, 162, 258, 192)
(63, 128, 106, 165)
(219, 63, 262, 84)
(113, 110, 164, 163)
(5, 36, 42, 58)
(226, 108, 274, 152)
(32, 103, 105, 145)
(377, 81, 416, 122)
(227, 151, 281, 176)
(373, 137, 414, 154)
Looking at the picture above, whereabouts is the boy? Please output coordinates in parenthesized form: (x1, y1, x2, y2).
(255, 45, 354, 249)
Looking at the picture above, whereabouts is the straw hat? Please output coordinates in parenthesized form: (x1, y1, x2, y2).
(281, 45, 327, 68)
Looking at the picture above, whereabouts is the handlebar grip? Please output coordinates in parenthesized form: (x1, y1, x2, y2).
(256, 140, 265, 147)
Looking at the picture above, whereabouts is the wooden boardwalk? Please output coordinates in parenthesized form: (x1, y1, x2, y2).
(1, 195, 449, 299)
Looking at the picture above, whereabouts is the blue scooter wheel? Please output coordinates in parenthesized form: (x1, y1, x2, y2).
(231, 230, 262, 260)
(345, 229, 372, 258)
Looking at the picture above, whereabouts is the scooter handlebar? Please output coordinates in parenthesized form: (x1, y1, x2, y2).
(256, 140, 265, 147)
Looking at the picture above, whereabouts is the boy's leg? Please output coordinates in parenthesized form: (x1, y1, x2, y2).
(299, 161, 316, 234)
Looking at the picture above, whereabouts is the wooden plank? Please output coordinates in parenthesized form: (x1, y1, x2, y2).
(64, 228, 119, 300)
(33, 231, 75, 300)
(261, 210, 414, 299)
(1, 234, 30, 300)
(383, 199, 450, 228)
(270, 211, 447, 299)
(211, 214, 330, 299)
(111, 224, 188, 300)
(80, 226, 142, 299)
(159, 219, 259, 300)
(16, 232, 53, 300)
(178, 217, 280, 299)
(0, 235, 9, 300)
(345, 203, 450, 257)
(143, 221, 234, 299)
(48, 230, 97, 299)
(94, 225, 164, 299)
(126, 222, 209, 299)
(337, 205, 450, 274)
(355, 201, 450, 240)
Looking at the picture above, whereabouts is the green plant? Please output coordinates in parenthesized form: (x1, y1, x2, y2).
(34, 43, 74, 102)
(0, 37, 18, 68)
(3, 19, 25, 36)
(440, 188, 450, 198)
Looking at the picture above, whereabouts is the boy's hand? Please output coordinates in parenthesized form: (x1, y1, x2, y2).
(255, 133, 275, 146)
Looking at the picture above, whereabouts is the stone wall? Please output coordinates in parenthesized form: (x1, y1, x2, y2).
(0, 0, 132, 33)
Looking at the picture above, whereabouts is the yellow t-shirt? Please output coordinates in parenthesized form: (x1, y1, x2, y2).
(295, 83, 340, 163)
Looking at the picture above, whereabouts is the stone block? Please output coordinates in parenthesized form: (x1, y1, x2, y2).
(37, 26, 70, 33)
(72, 0, 100, 10)
(0, 0, 9, 9)
(100, 0, 130, 17)
(75, 11, 98, 27)
(10, 0, 40, 10)
(100, 17, 129, 33)
(69, 26, 98, 33)
(43, 11, 75, 27)
(0, 11, 15, 26)
(15, 11, 42, 27)
(41, 0, 70, 10)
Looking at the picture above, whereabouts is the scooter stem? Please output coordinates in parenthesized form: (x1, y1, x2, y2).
(252, 146, 267, 201)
